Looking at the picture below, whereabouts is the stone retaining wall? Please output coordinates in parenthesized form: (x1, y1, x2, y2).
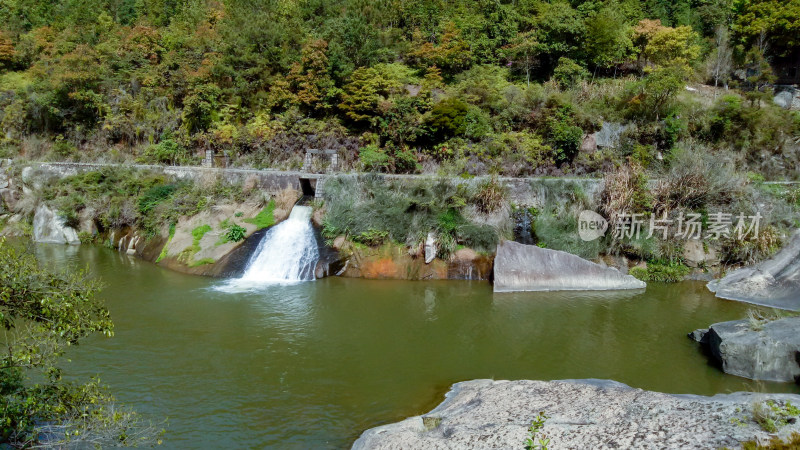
(25, 162, 606, 206)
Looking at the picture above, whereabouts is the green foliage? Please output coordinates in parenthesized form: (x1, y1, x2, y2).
(353, 229, 389, 246)
(585, 7, 633, 69)
(243, 200, 276, 230)
(629, 260, 690, 282)
(752, 400, 800, 434)
(189, 257, 215, 267)
(155, 223, 176, 264)
(322, 175, 500, 253)
(472, 177, 508, 213)
(741, 432, 800, 450)
(427, 98, 469, 141)
(524, 411, 550, 450)
(224, 223, 246, 243)
(191, 224, 211, 246)
(142, 138, 188, 165)
(552, 57, 588, 89)
(138, 183, 177, 214)
(0, 239, 161, 447)
(534, 182, 603, 259)
(624, 66, 687, 120)
(544, 103, 584, 164)
(0, 0, 798, 181)
(360, 144, 392, 172)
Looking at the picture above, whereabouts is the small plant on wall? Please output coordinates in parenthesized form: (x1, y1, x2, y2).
(524, 411, 550, 450)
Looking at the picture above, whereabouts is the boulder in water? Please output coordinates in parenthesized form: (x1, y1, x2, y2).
(493, 240, 645, 292)
(33, 204, 80, 245)
(707, 230, 800, 310)
(690, 316, 800, 382)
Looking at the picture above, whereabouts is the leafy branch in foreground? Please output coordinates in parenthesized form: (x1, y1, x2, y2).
(0, 238, 164, 448)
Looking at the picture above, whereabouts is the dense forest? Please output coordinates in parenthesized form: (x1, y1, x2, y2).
(0, 0, 799, 178)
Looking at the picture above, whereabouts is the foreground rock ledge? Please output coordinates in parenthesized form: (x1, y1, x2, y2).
(352, 379, 800, 449)
(493, 240, 646, 292)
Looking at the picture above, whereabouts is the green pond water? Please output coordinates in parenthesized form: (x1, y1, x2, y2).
(33, 243, 798, 449)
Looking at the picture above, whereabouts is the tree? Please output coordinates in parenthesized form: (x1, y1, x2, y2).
(0, 238, 162, 447)
(338, 63, 416, 122)
(742, 37, 776, 103)
(552, 57, 589, 88)
(502, 31, 539, 86)
(706, 25, 732, 97)
(286, 39, 338, 113)
(625, 65, 687, 120)
(641, 25, 701, 70)
(734, 0, 800, 57)
(426, 97, 469, 140)
(0, 33, 15, 70)
(531, 1, 585, 70)
(584, 7, 634, 72)
(408, 22, 473, 75)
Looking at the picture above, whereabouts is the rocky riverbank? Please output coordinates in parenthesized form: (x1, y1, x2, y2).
(352, 379, 800, 449)
(708, 230, 800, 311)
(4, 160, 800, 294)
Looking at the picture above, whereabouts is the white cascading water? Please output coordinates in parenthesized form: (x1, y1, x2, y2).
(236, 205, 319, 284)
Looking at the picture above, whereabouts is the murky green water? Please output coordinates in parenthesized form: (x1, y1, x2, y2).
(33, 243, 798, 449)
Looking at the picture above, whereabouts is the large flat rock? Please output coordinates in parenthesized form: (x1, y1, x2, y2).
(707, 230, 800, 310)
(352, 379, 800, 449)
(691, 316, 800, 382)
(493, 240, 645, 292)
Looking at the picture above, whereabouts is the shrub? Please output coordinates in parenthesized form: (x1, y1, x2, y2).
(600, 161, 653, 223)
(533, 181, 603, 259)
(138, 184, 177, 214)
(427, 98, 469, 140)
(472, 177, 508, 214)
(629, 260, 690, 282)
(354, 229, 389, 246)
(142, 138, 188, 165)
(544, 104, 583, 164)
(719, 224, 781, 264)
(552, 57, 588, 89)
(321, 175, 501, 253)
(224, 223, 246, 243)
(653, 145, 744, 212)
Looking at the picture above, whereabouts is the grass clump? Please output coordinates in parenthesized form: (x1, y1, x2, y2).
(189, 258, 215, 267)
(155, 223, 176, 264)
(532, 181, 602, 259)
(243, 200, 276, 230)
(177, 224, 212, 265)
(746, 308, 799, 331)
(191, 224, 212, 248)
(629, 260, 690, 282)
(751, 400, 800, 433)
(742, 432, 800, 450)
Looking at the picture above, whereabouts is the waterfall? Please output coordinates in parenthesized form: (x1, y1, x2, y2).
(236, 205, 320, 284)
